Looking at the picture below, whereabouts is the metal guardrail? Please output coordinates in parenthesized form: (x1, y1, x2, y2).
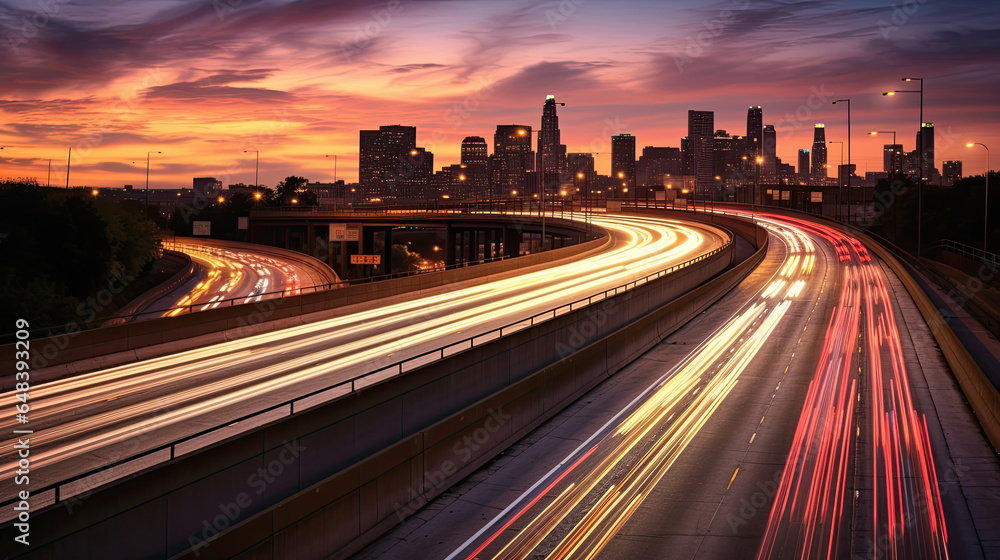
(930, 239, 1000, 270)
(0, 235, 731, 516)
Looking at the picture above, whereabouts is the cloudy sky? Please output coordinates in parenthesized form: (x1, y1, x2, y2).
(0, 0, 997, 189)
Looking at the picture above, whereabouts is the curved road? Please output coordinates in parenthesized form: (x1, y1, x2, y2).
(124, 237, 340, 321)
(360, 211, 989, 560)
(0, 214, 730, 506)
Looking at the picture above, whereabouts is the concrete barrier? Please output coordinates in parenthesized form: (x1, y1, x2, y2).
(0, 217, 609, 387)
(0, 217, 765, 559)
(856, 233, 1000, 455)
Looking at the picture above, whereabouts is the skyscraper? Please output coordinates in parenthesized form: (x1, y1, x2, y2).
(811, 124, 827, 179)
(688, 110, 715, 194)
(491, 125, 532, 196)
(917, 122, 935, 180)
(943, 160, 962, 185)
(461, 136, 488, 199)
(358, 125, 419, 199)
(397, 147, 433, 199)
(747, 106, 763, 160)
(798, 149, 810, 179)
(762, 124, 777, 183)
(611, 134, 636, 191)
(883, 144, 903, 176)
(537, 95, 565, 193)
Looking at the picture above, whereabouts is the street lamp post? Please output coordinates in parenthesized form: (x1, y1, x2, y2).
(967, 142, 991, 252)
(829, 141, 844, 220)
(884, 77, 924, 257)
(869, 131, 898, 175)
(145, 151, 161, 207)
(244, 150, 259, 188)
(833, 99, 850, 221)
(754, 156, 763, 220)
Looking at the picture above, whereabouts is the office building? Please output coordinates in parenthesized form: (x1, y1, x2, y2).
(461, 136, 489, 199)
(747, 106, 763, 160)
(688, 110, 715, 194)
(611, 134, 637, 191)
(537, 95, 566, 192)
(811, 124, 828, 179)
(491, 125, 533, 196)
(358, 125, 419, 199)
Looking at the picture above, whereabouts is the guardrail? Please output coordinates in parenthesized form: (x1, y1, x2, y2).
(930, 239, 1000, 270)
(0, 236, 731, 519)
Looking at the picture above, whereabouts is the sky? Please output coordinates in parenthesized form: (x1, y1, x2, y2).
(0, 0, 998, 189)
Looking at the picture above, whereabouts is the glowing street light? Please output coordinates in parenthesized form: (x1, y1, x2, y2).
(883, 77, 924, 257)
(967, 142, 991, 251)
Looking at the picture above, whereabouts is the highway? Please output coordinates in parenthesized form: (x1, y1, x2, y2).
(139, 238, 338, 319)
(358, 211, 982, 560)
(0, 214, 729, 505)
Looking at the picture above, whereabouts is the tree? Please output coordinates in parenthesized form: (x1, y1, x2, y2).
(275, 176, 309, 205)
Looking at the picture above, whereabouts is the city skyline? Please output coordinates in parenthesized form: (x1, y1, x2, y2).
(1, 0, 998, 188)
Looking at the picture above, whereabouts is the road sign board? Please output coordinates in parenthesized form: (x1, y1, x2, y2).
(350, 254, 381, 265)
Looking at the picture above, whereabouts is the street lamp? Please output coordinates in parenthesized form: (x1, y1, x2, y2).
(832, 99, 850, 221)
(753, 156, 763, 220)
(967, 142, 991, 252)
(884, 77, 924, 257)
(869, 131, 898, 175)
(244, 150, 259, 188)
(145, 151, 161, 207)
(829, 141, 844, 220)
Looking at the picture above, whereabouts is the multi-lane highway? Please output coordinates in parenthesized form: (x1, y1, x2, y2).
(122, 237, 338, 321)
(359, 211, 992, 560)
(0, 214, 729, 504)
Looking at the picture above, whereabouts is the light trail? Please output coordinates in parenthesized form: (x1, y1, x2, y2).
(453, 219, 817, 560)
(755, 216, 948, 559)
(158, 240, 307, 318)
(0, 214, 728, 503)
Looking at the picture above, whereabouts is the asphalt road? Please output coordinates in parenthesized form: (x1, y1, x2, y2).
(0, 214, 729, 511)
(355, 212, 1000, 560)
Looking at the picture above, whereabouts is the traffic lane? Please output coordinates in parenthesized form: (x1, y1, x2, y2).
(350, 225, 787, 560)
(0, 217, 727, 498)
(879, 259, 1000, 559)
(595, 225, 838, 559)
(14, 218, 724, 431)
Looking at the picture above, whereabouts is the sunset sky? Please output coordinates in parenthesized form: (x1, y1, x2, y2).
(1, 0, 997, 189)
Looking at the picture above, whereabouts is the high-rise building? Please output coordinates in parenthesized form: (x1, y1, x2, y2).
(397, 147, 433, 199)
(883, 144, 904, 176)
(811, 124, 828, 179)
(747, 106, 763, 160)
(688, 110, 715, 194)
(798, 149, 810, 179)
(461, 136, 488, 199)
(917, 122, 935, 180)
(358, 125, 418, 199)
(761, 124, 777, 183)
(491, 125, 533, 196)
(537, 95, 566, 193)
(567, 153, 596, 194)
(943, 160, 962, 185)
(712, 134, 745, 188)
(639, 146, 683, 187)
(611, 134, 637, 190)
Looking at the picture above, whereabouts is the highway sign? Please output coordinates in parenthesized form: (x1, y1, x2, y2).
(350, 254, 381, 265)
